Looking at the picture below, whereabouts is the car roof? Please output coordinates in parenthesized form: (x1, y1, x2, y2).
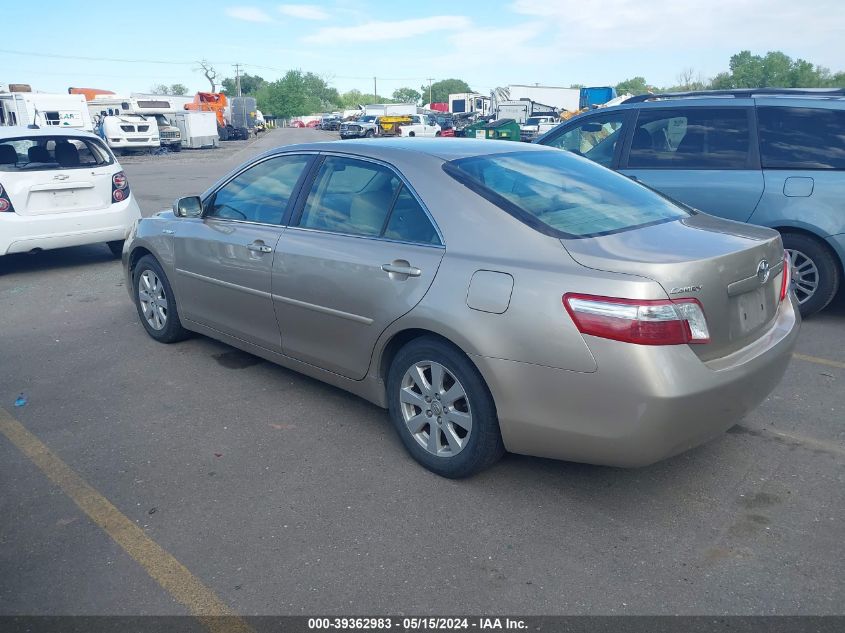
(0, 126, 99, 140)
(261, 138, 554, 162)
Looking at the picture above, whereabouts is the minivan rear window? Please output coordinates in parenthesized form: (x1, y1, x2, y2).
(445, 150, 690, 238)
(757, 107, 845, 170)
(0, 136, 114, 171)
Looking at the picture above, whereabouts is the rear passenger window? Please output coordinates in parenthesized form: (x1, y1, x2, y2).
(757, 107, 845, 170)
(206, 155, 310, 224)
(627, 108, 751, 169)
(297, 156, 441, 244)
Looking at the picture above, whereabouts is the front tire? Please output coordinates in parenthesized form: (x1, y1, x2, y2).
(133, 255, 190, 343)
(782, 232, 840, 317)
(387, 337, 504, 478)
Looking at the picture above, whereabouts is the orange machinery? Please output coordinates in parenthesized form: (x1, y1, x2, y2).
(185, 92, 228, 129)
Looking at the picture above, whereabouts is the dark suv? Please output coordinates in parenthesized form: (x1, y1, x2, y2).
(537, 88, 845, 316)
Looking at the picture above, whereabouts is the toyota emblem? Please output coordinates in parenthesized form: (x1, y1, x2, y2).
(757, 259, 771, 284)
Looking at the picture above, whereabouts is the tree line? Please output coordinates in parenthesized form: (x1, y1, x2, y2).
(185, 50, 842, 118)
(617, 50, 844, 95)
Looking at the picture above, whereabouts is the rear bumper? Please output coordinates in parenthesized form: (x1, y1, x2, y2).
(473, 296, 800, 467)
(0, 197, 142, 255)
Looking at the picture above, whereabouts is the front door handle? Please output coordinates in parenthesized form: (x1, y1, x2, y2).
(381, 262, 421, 278)
(247, 241, 272, 254)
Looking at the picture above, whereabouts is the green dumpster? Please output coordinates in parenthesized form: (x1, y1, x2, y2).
(465, 118, 520, 141)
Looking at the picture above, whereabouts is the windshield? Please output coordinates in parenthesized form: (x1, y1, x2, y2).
(445, 150, 690, 238)
(526, 117, 545, 125)
(0, 135, 114, 171)
(359, 116, 377, 122)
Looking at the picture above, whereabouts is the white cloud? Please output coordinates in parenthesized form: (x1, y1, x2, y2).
(303, 15, 471, 44)
(279, 4, 330, 20)
(509, 0, 845, 59)
(225, 6, 273, 22)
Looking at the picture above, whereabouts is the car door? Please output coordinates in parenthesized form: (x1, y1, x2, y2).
(539, 110, 632, 169)
(174, 153, 313, 351)
(273, 154, 445, 379)
(751, 102, 845, 238)
(619, 105, 765, 222)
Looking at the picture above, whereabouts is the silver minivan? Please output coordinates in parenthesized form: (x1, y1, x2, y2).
(537, 88, 845, 316)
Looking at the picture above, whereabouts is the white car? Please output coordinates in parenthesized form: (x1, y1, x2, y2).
(0, 126, 141, 257)
(397, 114, 441, 137)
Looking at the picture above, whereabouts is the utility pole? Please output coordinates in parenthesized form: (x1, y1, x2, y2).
(373, 76, 377, 101)
(233, 63, 243, 96)
(427, 77, 435, 104)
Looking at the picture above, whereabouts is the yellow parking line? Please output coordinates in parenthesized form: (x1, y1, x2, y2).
(793, 352, 845, 370)
(0, 407, 252, 633)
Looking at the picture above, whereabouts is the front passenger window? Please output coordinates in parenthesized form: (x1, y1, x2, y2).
(206, 155, 310, 224)
(545, 115, 626, 167)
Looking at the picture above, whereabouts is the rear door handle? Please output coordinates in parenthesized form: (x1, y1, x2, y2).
(381, 263, 421, 277)
(247, 241, 272, 253)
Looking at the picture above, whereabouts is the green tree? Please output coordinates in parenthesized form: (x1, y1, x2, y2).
(169, 84, 188, 96)
(393, 87, 422, 104)
(422, 79, 472, 104)
(713, 50, 844, 88)
(256, 70, 324, 118)
(221, 73, 266, 96)
(615, 76, 649, 95)
(337, 90, 393, 108)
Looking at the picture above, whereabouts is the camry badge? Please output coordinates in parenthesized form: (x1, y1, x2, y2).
(669, 285, 702, 294)
(757, 259, 771, 284)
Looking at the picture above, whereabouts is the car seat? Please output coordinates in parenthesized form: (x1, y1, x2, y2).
(54, 141, 80, 167)
(27, 145, 51, 163)
(0, 144, 18, 165)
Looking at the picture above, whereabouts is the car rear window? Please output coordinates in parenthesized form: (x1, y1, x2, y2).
(757, 106, 845, 170)
(444, 150, 690, 238)
(0, 136, 114, 171)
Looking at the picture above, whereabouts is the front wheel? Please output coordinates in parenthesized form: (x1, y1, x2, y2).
(365, 129, 374, 138)
(782, 232, 840, 317)
(387, 337, 504, 478)
(133, 255, 190, 343)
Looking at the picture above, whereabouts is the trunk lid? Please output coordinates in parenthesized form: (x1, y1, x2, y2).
(561, 214, 785, 360)
(8, 168, 114, 216)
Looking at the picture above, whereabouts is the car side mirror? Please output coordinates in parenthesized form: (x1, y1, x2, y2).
(174, 196, 202, 218)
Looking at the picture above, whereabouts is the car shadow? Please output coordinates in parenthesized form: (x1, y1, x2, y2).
(0, 244, 117, 276)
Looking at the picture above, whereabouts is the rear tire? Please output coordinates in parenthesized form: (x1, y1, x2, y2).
(133, 255, 190, 343)
(387, 336, 504, 478)
(782, 232, 840, 317)
(107, 240, 124, 258)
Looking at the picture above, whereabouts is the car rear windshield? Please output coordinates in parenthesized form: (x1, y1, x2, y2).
(0, 135, 114, 171)
(444, 150, 690, 238)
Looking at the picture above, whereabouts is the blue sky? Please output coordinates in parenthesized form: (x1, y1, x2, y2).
(2, 0, 844, 99)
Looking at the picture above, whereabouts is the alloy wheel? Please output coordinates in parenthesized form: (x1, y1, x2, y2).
(786, 248, 819, 305)
(138, 269, 168, 330)
(399, 361, 473, 457)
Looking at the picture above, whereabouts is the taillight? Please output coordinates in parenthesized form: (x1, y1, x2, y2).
(563, 294, 710, 346)
(111, 170, 130, 204)
(780, 251, 791, 302)
(0, 183, 15, 213)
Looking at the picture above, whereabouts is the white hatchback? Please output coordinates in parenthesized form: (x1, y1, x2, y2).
(0, 126, 141, 257)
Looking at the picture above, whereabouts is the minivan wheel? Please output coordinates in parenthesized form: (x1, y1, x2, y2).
(133, 255, 190, 343)
(782, 233, 840, 317)
(387, 337, 504, 478)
